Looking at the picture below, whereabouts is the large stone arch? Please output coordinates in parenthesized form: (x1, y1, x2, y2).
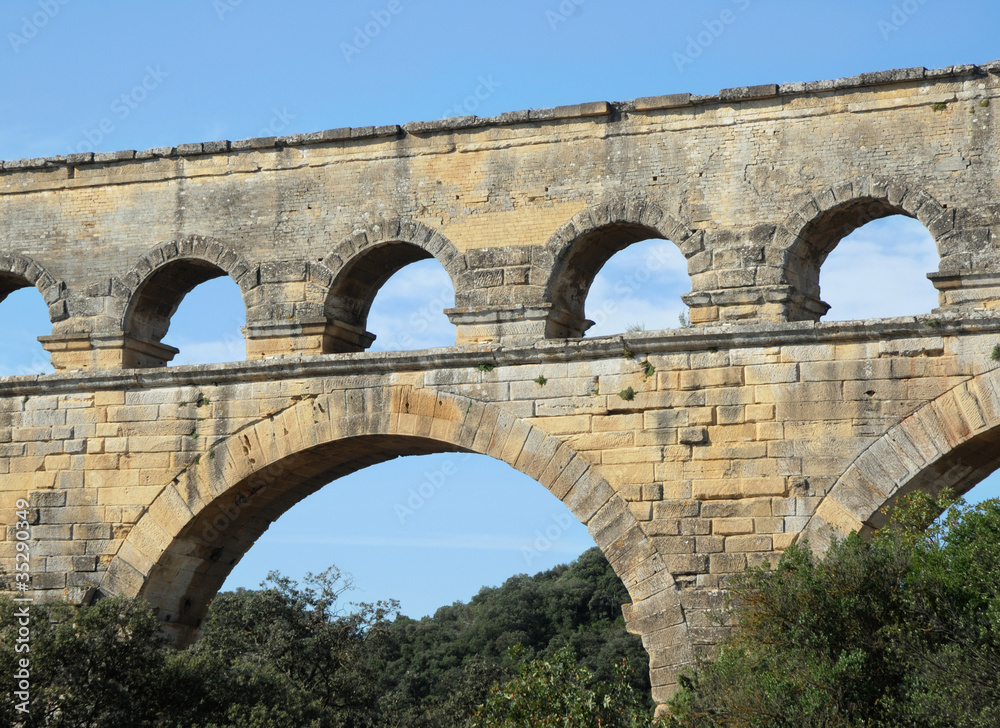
(802, 365, 1000, 551)
(112, 237, 258, 366)
(100, 385, 686, 705)
(320, 218, 468, 352)
(776, 176, 951, 321)
(0, 251, 68, 322)
(542, 197, 701, 338)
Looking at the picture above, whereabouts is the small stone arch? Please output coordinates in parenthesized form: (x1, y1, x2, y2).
(100, 385, 687, 706)
(320, 218, 468, 352)
(801, 367, 1000, 552)
(116, 236, 258, 345)
(0, 251, 68, 322)
(542, 197, 700, 338)
(776, 176, 952, 321)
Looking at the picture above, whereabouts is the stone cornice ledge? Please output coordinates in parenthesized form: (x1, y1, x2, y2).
(2, 313, 998, 396)
(1, 60, 998, 173)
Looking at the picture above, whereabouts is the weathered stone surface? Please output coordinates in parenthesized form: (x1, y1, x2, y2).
(2, 61, 1000, 713)
(0, 61, 996, 360)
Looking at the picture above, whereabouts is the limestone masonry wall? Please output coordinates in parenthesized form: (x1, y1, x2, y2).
(1, 61, 999, 364)
(3, 61, 1000, 711)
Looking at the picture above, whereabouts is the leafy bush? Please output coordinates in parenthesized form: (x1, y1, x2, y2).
(472, 646, 654, 728)
(666, 495, 1000, 728)
(0, 596, 167, 728)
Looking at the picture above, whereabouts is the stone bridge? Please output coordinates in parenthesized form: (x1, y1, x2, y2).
(2, 60, 1000, 709)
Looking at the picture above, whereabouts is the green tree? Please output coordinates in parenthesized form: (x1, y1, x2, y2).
(892, 498, 1000, 726)
(379, 547, 650, 726)
(0, 548, 648, 727)
(665, 495, 1000, 728)
(0, 595, 166, 728)
(162, 566, 399, 728)
(472, 646, 655, 728)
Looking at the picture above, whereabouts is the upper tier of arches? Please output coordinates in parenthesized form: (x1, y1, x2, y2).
(1, 177, 993, 371)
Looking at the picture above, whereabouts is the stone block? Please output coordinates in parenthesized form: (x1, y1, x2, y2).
(712, 518, 753, 535)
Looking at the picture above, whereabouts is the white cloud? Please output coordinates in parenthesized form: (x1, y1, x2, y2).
(367, 260, 457, 351)
(581, 218, 941, 334)
(585, 239, 690, 337)
(820, 216, 939, 321)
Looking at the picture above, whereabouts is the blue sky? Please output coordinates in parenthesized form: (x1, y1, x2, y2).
(2, 0, 999, 618)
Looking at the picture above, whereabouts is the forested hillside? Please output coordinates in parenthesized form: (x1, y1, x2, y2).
(379, 546, 651, 725)
(0, 547, 650, 727)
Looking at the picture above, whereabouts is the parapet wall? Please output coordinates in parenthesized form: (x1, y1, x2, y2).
(1, 61, 999, 369)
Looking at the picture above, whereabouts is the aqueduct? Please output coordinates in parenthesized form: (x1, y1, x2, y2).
(2, 60, 1000, 709)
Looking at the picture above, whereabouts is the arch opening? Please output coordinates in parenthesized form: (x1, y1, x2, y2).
(866, 425, 1000, 534)
(819, 215, 940, 321)
(0, 280, 54, 376)
(211, 450, 653, 717)
(548, 223, 685, 338)
(102, 387, 683, 705)
(787, 197, 941, 320)
(123, 259, 248, 367)
(325, 243, 457, 352)
(367, 258, 456, 352)
(142, 434, 468, 631)
(221, 450, 598, 620)
(805, 372, 1000, 554)
(583, 237, 690, 338)
(163, 276, 248, 366)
